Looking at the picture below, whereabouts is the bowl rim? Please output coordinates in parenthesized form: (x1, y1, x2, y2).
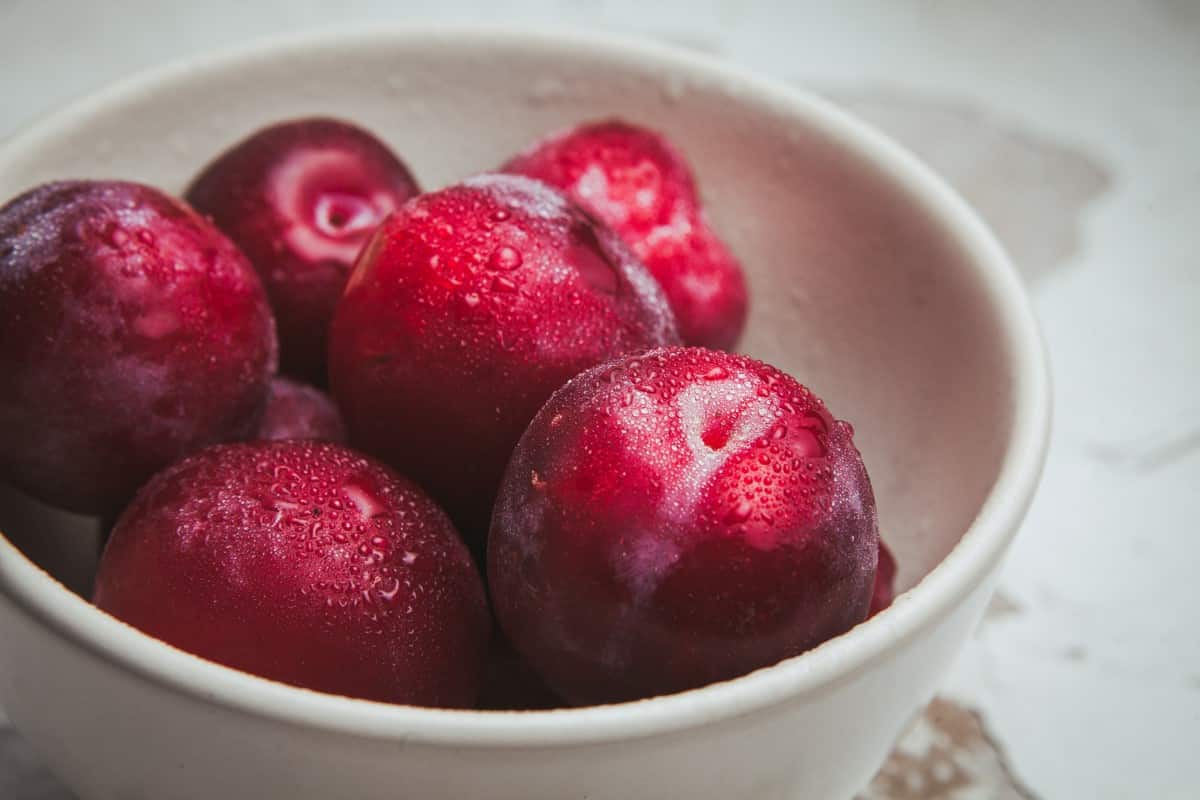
(0, 22, 1051, 748)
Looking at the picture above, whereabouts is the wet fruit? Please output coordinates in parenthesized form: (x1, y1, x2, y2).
(503, 120, 747, 350)
(489, 346, 878, 704)
(186, 118, 418, 383)
(94, 440, 489, 707)
(328, 174, 679, 548)
(0, 180, 276, 515)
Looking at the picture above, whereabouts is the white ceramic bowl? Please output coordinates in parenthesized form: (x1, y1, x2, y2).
(0, 25, 1049, 800)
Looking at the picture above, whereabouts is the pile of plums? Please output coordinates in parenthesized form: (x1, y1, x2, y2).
(0, 118, 893, 709)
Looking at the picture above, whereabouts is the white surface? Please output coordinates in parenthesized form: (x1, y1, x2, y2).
(0, 2, 1196, 798)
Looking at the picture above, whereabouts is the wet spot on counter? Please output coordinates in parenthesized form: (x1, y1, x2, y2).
(818, 86, 1112, 285)
(1079, 423, 1200, 474)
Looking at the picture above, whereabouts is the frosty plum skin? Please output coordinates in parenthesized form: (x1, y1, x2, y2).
(868, 540, 897, 617)
(186, 118, 419, 383)
(94, 440, 489, 707)
(503, 120, 748, 350)
(329, 174, 679, 547)
(256, 376, 346, 443)
(489, 347, 878, 705)
(0, 181, 277, 515)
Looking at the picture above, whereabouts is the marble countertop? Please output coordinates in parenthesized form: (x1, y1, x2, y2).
(2, 1, 1197, 797)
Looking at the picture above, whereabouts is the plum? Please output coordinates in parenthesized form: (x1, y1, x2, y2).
(328, 174, 679, 548)
(256, 376, 346, 443)
(94, 440, 489, 707)
(489, 347, 878, 704)
(0, 180, 276, 514)
(869, 539, 897, 617)
(186, 118, 418, 383)
(504, 120, 747, 350)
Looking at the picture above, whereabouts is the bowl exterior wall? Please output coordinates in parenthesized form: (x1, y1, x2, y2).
(0, 566, 997, 799)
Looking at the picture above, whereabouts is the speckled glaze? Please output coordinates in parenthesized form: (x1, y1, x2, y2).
(0, 27, 1049, 800)
(95, 440, 488, 706)
(490, 347, 878, 704)
(0, 180, 277, 515)
(329, 173, 679, 547)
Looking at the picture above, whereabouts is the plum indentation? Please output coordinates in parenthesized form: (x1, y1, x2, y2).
(313, 192, 380, 239)
(701, 416, 734, 450)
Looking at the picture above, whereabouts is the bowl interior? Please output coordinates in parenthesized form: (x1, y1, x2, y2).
(0, 30, 1015, 684)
